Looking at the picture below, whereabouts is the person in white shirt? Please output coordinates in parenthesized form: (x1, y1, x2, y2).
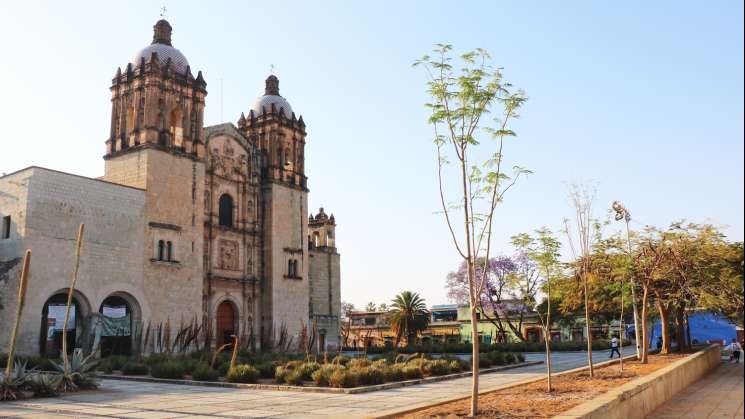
(609, 335, 621, 359)
(727, 338, 742, 363)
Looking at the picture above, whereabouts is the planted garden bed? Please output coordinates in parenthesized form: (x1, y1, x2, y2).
(96, 350, 529, 391)
(397, 353, 688, 418)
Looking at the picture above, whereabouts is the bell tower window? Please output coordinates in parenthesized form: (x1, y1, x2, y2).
(170, 108, 184, 147)
(218, 194, 234, 228)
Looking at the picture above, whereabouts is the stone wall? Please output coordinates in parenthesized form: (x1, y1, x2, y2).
(0, 167, 146, 355)
(262, 182, 309, 347)
(309, 247, 341, 350)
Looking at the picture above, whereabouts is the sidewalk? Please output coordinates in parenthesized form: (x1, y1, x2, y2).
(648, 361, 744, 418)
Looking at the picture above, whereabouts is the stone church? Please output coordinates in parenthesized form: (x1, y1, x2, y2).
(0, 19, 341, 356)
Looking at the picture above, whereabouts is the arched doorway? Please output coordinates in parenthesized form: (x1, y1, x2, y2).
(99, 295, 134, 357)
(216, 301, 237, 346)
(40, 291, 89, 357)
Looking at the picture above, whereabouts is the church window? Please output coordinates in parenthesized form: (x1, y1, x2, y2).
(166, 241, 173, 261)
(157, 240, 165, 261)
(312, 232, 320, 247)
(170, 108, 184, 147)
(2, 215, 10, 239)
(126, 105, 135, 135)
(288, 259, 294, 277)
(218, 194, 234, 228)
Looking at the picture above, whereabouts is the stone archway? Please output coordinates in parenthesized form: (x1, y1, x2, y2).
(98, 292, 142, 357)
(40, 290, 91, 357)
(216, 300, 237, 346)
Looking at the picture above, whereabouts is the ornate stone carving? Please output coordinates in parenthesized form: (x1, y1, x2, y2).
(218, 239, 239, 271)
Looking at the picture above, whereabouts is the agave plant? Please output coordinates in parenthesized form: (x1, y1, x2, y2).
(0, 360, 35, 401)
(54, 348, 99, 392)
(30, 373, 62, 397)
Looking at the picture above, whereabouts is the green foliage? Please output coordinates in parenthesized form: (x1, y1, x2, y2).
(422, 359, 452, 376)
(150, 361, 186, 379)
(348, 358, 371, 369)
(121, 361, 148, 376)
(29, 373, 61, 397)
(328, 368, 359, 388)
(227, 365, 259, 383)
(388, 291, 430, 346)
(311, 364, 341, 386)
(331, 355, 350, 366)
(401, 365, 423, 379)
(355, 366, 385, 386)
(283, 369, 304, 385)
(191, 364, 219, 381)
(255, 361, 276, 379)
(53, 349, 98, 392)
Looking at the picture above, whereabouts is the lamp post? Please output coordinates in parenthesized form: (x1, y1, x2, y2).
(612, 201, 641, 359)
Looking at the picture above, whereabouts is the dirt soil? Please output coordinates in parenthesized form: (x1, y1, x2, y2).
(401, 354, 687, 418)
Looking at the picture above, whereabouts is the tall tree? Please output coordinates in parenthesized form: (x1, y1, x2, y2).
(388, 291, 430, 347)
(365, 302, 377, 312)
(564, 185, 600, 377)
(530, 228, 562, 391)
(414, 45, 528, 415)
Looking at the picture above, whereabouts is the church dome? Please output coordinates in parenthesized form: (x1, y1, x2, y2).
(250, 75, 294, 116)
(129, 19, 190, 75)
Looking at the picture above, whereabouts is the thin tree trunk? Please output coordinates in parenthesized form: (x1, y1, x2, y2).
(545, 278, 553, 392)
(583, 269, 594, 377)
(685, 313, 692, 351)
(640, 286, 649, 363)
(4, 250, 31, 379)
(470, 303, 480, 414)
(619, 285, 624, 370)
(62, 224, 85, 369)
(657, 300, 671, 354)
(675, 306, 686, 352)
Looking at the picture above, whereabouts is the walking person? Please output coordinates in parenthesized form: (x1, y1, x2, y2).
(609, 335, 621, 359)
(727, 338, 742, 363)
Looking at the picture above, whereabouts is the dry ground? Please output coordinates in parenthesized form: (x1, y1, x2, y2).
(401, 354, 687, 418)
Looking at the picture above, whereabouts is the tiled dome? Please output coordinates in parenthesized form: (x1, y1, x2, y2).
(250, 75, 294, 116)
(129, 19, 190, 75)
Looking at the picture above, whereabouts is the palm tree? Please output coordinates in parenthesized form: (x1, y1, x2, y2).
(389, 291, 430, 347)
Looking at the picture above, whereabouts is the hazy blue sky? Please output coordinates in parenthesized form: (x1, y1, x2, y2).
(1, 1, 742, 309)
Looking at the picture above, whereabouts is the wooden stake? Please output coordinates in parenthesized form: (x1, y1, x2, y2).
(4, 250, 31, 379)
(62, 224, 85, 371)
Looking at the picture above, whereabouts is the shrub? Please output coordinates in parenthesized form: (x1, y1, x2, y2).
(489, 351, 505, 366)
(143, 353, 169, 366)
(216, 361, 231, 377)
(283, 369, 304, 385)
(331, 355, 350, 366)
(355, 366, 385, 386)
(274, 366, 289, 383)
(121, 361, 148, 376)
(255, 362, 276, 379)
(402, 365, 423, 379)
(448, 360, 463, 373)
(227, 365, 259, 383)
(381, 364, 405, 382)
(477, 356, 492, 369)
(516, 353, 525, 363)
(348, 358, 370, 369)
(191, 364, 219, 381)
(503, 353, 516, 364)
(297, 362, 321, 380)
(311, 365, 341, 386)
(150, 361, 185, 379)
(423, 359, 451, 376)
(29, 373, 61, 397)
(329, 369, 359, 388)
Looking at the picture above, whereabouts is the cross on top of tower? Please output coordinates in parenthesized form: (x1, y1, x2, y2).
(160, 6, 168, 18)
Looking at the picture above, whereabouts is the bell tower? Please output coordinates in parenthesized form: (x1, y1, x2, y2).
(105, 19, 207, 160)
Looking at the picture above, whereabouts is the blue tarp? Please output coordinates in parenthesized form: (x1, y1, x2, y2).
(625, 312, 737, 346)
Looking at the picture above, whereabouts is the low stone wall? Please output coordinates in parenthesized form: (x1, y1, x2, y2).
(554, 345, 722, 419)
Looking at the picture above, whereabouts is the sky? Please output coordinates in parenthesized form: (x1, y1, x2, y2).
(1, 1, 743, 310)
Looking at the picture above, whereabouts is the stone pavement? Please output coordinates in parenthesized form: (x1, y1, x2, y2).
(0, 352, 598, 418)
(647, 361, 744, 419)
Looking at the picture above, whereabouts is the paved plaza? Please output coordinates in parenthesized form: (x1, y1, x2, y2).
(0, 352, 595, 418)
(647, 361, 744, 419)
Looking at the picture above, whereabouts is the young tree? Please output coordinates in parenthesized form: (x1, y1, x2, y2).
(612, 201, 642, 359)
(563, 185, 599, 377)
(389, 291, 430, 347)
(414, 45, 528, 415)
(530, 227, 562, 391)
(634, 231, 666, 364)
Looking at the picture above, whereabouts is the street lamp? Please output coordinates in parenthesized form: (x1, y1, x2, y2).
(612, 201, 641, 360)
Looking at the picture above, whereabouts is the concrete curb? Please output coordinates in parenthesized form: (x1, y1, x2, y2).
(367, 354, 637, 419)
(99, 360, 542, 395)
(553, 345, 722, 419)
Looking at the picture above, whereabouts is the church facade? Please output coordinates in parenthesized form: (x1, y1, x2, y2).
(0, 19, 340, 356)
